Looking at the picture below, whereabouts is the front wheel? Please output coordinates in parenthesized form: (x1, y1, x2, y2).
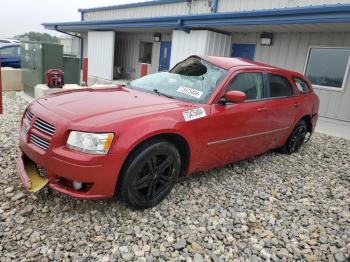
(118, 139, 181, 209)
(281, 120, 308, 154)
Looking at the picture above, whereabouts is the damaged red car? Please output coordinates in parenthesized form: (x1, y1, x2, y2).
(18, 56, 319, 209)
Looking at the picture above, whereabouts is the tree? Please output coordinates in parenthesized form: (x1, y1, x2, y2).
(15, 32, 59, 43)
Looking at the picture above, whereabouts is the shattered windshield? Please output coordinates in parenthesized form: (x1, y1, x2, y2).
(129, 57, 227, 103)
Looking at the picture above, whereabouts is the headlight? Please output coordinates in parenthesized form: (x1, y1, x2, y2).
(67, 131, 114, 155)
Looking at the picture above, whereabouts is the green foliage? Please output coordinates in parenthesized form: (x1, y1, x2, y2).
(15, 32, 59, 43)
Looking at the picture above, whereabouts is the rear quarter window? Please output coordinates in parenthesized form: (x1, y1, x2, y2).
(294, 77, 311, 93)
(268, 74, 294, 98)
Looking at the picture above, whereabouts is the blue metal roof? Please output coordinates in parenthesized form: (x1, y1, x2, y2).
(78, 0, 187, 13)
(43, 4, 350, 32)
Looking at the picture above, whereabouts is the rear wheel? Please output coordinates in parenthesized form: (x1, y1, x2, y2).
(118, 139, 181, 209)
(281, 120, 308, 154)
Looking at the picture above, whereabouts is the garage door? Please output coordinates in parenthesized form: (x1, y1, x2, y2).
(88, 31, 115, 80)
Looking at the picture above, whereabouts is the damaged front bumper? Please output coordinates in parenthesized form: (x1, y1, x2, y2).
(17, 152, 48, 192)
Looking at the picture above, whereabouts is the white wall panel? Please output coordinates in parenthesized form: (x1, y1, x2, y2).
(88, 31, 115, 80)
(170, 30, 208, 68)
(83, 0, 212, 21)
(170, 30, 231, 68)
(83, 0, 350, 21)
(217, 0, 350, 12)
(81, 32, 88, 58)
(205, 31, 232, 57)
(232, 32, 350, 122)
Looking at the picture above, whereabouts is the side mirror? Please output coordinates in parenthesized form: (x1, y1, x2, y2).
(225, 90, 246, 104)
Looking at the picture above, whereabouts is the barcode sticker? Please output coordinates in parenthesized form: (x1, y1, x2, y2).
(177, 86, 203, 99)
(182, 108, 206, 122)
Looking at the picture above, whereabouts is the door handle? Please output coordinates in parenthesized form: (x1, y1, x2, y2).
(293, 103, 300, 108)
(257, 107, 268, 112)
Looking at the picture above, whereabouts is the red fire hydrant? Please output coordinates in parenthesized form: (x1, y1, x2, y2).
(45, 69, 64, 88)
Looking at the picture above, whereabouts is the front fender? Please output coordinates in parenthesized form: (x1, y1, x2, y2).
(110, 115, 201, 174)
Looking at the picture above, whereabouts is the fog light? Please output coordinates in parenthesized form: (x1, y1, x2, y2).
(73, 181, 83, 190)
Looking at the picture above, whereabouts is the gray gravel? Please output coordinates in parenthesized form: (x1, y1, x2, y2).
(1, 92, 350, 261)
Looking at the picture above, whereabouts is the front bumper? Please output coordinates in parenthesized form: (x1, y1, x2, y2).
(17, 152, 48, 192)
(17, 106, 124, 199)
(17, 137, 123, 199)
(18, 137, 123, 199)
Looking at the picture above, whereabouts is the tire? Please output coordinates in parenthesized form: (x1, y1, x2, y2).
(118, 139, 181, 209)
(281, 120, 308, 154)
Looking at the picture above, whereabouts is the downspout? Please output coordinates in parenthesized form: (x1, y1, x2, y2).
(80, 11, 84, 69)
(54, 25, 84, 70)
(212, 0, 218, 13)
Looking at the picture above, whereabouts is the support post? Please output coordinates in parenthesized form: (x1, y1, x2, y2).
(82, 58, 88, 85)
(0, 56, 2, 114)
(140, 63, 148, 77)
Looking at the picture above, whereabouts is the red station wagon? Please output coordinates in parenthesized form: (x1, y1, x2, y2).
(17, 56, 319, 209)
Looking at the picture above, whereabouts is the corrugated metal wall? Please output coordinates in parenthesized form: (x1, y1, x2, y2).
(81, 32, 88, 58)
(59, 37, 80, 56)
(232, 32, 350, 122)
(88, 31, 115, 80)
(170, 30, 231, 68)
(83, 0, 211, 21)
(170, 31, 208, 68)
(217, 0, 350, 12)
(114, 33, 172, 79)
(205, 31, 232, 57)
(83, 0, 350, 21)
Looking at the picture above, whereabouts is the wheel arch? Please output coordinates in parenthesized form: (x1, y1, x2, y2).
(116, 132, 191, 191)
(298, 114, 313, 133)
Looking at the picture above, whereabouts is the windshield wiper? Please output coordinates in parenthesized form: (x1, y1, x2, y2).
(153, 89, 174, 99)
(125, 82, 133, 89)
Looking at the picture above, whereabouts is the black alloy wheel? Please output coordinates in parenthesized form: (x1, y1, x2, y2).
(118, 139, 181, 209)
(282, 120, 308, 154)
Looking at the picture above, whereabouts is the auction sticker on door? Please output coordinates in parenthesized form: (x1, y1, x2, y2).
(182, 107, 206, 121)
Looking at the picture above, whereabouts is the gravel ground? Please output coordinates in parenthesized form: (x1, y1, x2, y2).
(0, 92, 349, 262)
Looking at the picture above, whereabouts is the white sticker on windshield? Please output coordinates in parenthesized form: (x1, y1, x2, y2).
(182, 108, 206, 122)
(177, 86, 203, 99)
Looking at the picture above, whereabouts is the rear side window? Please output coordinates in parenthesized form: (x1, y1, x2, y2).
(294, 77, 310, 93)
(226, 72, 264, 101)
(268, 74, 294, 98)
(0, 46, 19, 56)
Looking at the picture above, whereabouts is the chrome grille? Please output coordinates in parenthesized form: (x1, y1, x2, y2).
(23, 125, 29, 136)
(25, 110, 34, 122)
(34, 118, 55, 136)
(30, 134, 50, 151)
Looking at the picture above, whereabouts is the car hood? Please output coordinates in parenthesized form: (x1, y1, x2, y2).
(36, 86, 189, 124)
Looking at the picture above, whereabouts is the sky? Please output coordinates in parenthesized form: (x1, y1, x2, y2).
(0, 0, 145, 38)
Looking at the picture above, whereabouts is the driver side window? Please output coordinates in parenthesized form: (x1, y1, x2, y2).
(226, 72, 264, 101)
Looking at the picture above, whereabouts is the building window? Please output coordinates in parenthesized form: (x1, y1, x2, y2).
(139, 42, 153, 64)
(305, 47, 350, 90)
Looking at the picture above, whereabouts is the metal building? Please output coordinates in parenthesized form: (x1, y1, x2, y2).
(58, 36, 80, 56)
(43, 0, 350, 138)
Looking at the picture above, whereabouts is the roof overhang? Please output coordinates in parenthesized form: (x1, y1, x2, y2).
(43, 4, 350, 33)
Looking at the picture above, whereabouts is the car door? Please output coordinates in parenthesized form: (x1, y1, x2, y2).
(0, 46, 20, 68)
(264, 72, 299, 148)
(205, 70, 274, 168)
